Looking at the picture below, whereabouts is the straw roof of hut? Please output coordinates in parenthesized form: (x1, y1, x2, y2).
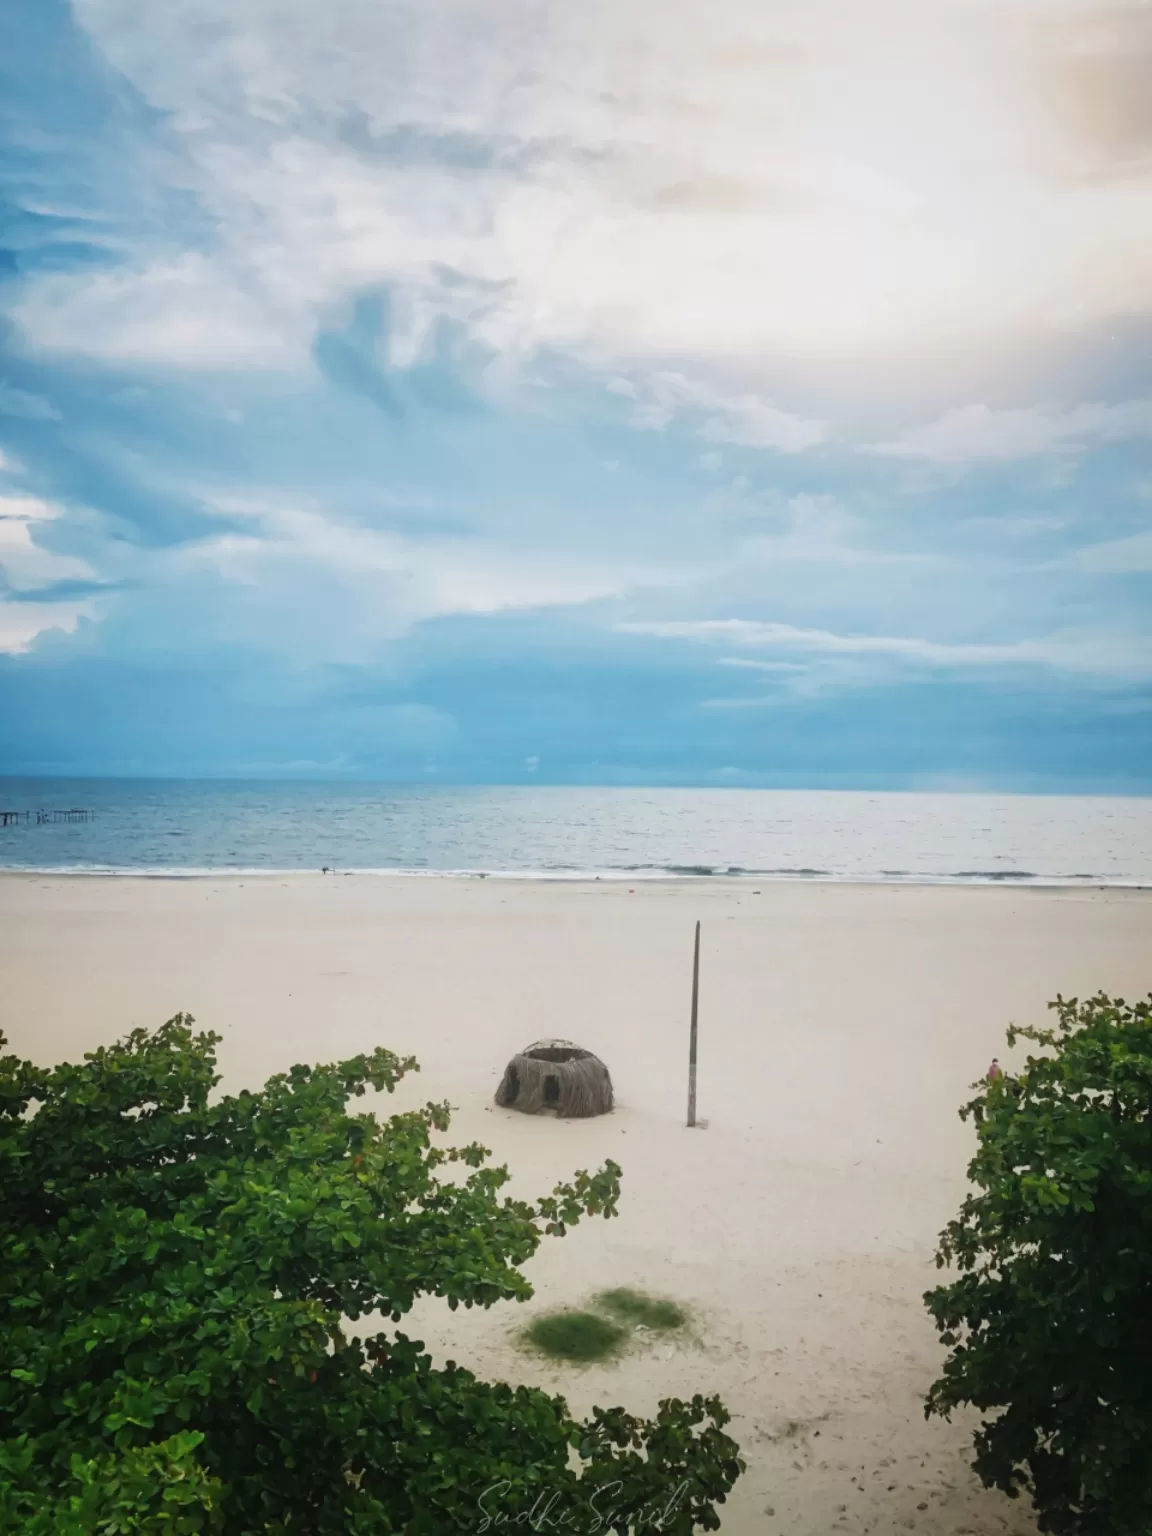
(494, 1039, 614, 1118)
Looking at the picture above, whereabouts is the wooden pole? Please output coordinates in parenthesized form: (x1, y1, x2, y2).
(687, 920, 700, 1127)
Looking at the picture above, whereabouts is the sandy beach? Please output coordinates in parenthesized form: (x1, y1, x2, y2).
(3, 873, 1149, 1535)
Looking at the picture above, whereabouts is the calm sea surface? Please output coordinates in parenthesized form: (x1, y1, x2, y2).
(1, 779, 1151, 885)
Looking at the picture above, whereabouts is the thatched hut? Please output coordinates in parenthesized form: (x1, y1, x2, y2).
(494, 1039, 614, 1118)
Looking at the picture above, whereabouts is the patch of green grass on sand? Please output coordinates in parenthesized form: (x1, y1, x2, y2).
(595, 1288, 688, 1331)
(524, 1311, 628, 1363)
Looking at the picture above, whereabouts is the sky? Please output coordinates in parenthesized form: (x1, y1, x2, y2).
(1, 0, 1150, 789)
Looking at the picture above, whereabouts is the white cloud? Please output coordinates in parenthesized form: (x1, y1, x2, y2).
(611, 371, 825, 452)
(426, 548, 640, 614)
(869, 399, 1152, 464)
(1072, 530, 1152, 574)
(719, 657, 807, 672)
(702, 487, 924, 570)
(699, 695, 777, 710)
(957, 513, 1069, 538)
(162, 496, 662, 662)
(765, 492, 860, 549)
(15, 0, 1150, 396)
(0, 496, 95, 591)
(0, 384, 61, 422)
(0, 599, 97, 653)
(620, 616, 1152, 679)
(0, 495, 65, 522)
(17, 257, 304, 370)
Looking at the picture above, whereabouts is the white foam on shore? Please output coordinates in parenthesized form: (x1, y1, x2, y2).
(0, 864, 1145, 887)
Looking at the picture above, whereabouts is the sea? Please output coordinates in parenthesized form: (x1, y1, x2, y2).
(1, 779, 1151, 886)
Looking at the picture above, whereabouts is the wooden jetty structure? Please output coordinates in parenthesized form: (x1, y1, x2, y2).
(0, 808, 93, 827)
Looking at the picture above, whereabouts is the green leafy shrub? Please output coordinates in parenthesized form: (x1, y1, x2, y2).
(0, 1430, 223, 1534)
(925, 994, 1152, 1536)
(0, 1016, 743, 1533)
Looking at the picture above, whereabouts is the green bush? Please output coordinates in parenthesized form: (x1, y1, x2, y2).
(925, 994, 1152, 1536)
(1, 1016, 743, 1533)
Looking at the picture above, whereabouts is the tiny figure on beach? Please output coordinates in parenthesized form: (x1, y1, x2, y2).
(986, 1057, 1003, 1083)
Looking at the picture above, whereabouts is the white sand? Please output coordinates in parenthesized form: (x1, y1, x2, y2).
(3, 873, 1150, 1534)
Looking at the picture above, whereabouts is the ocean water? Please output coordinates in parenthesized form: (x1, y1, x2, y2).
(1, 779, 1151, 885)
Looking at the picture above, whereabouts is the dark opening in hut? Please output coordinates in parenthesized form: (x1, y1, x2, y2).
(494, 1039, 613, 1118)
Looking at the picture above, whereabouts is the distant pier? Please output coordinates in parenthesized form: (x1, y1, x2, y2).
(0, 808, 94, 827)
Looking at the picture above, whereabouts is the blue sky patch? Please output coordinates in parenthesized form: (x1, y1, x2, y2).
(1, 0, 1150, 787)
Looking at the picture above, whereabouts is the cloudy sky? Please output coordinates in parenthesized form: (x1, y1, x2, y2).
(1, 0, 1150, 788)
